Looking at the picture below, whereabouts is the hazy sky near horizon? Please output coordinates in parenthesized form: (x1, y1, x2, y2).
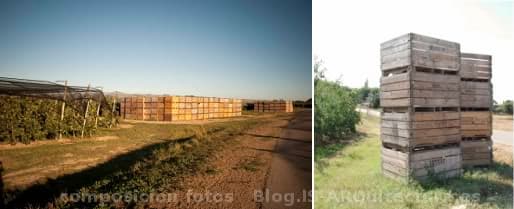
(314, 0, 512, 102)
(0, 0, 312, 100)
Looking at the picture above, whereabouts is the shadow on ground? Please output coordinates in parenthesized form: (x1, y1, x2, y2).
(419, 161, 513, 208)
(3, 136, 193, 209)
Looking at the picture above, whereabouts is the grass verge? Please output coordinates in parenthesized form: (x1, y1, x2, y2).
(2, 119, 263, 208)
(315, 114, 513, 209)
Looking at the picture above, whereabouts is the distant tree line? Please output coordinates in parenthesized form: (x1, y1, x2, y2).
(354, 79, 380, 109)
(494, 100, 513, 115)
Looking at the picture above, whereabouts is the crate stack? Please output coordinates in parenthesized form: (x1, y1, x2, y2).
(459, 53, 493, 167)
(380, 33, 462, 181)
(254, 100, 294, 113)
(120, 96, 242, 121)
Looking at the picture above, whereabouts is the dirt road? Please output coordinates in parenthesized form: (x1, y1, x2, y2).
(262, 109, 312, 209)
(492, 129, 513, 146)
(162, 111, 312, 209)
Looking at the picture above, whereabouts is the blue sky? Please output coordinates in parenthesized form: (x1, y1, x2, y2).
(0, 0, 312, 100)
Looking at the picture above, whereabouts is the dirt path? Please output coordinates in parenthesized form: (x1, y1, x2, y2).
(161, 110, 312, 209)
(161, 114, 295, 209)
(262, 109, 312, 209)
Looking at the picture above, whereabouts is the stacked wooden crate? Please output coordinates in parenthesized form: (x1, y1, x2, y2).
(460, 53, 493, 167)
(380, 33, 462, 181)
(120, 96, 242, 121)
(254, 100, 293, 112)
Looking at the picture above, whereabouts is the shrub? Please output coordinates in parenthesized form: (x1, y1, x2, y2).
(0, 96, 118, 144)
(314, 79, 360, 141)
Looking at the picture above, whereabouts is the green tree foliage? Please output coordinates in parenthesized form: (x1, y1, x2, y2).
(501, 100, 513, 115)
(314, 57, 360, 141)
(0, 96, 118, 144)
(315, 80, 360, 140)
(367, 88, 380, 108)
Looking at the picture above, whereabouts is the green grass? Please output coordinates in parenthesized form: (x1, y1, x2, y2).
(1, 118, 266, 208)
(315, 114, 513, 209)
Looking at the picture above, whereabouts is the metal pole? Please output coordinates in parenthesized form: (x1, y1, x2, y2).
(81, 84, 91, 138)
(59, 80, 67, 139)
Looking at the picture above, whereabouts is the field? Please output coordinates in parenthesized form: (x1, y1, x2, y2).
(315, 114, 513, 209)
(0, 112, 296, 208)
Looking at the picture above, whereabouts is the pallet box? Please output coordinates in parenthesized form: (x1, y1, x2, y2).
(381, 145, 462, 182)
(461, 138, 492, 167)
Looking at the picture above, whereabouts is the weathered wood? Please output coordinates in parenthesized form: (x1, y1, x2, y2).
(411, 71, 459, 83)
(461, 53, 491, 60)
(381, 146, 462, 181)
(381, 127, 459, 138)
(410, 33, 460, 49)
(381, 81, 410, 91)
(412, 50, 460, 71)
(381, 33, 410, 50)
(412, 81, 459, 91)
(381, 72, 410, 84)
(412, 98, 459, 107)
(460, 81, 491, 90)
(382, 112, 410, 121)
(461, 140, 492, 167)
(460, 53, 492, 79)
(380, 89, 459, 100)
(381, 134, 460, 149)
(461, 88, 491, 96)
(380, 98, 411, 107)
(460, 95, 491, 108)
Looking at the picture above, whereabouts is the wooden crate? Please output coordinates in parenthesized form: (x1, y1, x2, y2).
(460, 81, 492, 108)
(461, 111, 492, 137)
(381, 145, 462, 182)
(381, 108, 461, 150)
(460, 53, 491, 80)
(380, 68, 460, 108)
(461, 138, 492, 167)
(381, 33, 460, 71)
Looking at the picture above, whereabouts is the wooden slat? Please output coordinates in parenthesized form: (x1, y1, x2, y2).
(381, 73, 410, 84)
(410, 33, 460, 49)
(411, 41, 459, 55)
(382, 112, 410, 121)
(461, 53, 491, 60)
(381, 41, 410, 57)
(380, 98, 411, 107)
(381, 81, 410, 91)
(381, 50, 410, 64)
(410, 147, 461, 161)
(412, 81, 459, 91)
(380, 90, 410, 99)
(412, 71, 459, 83)
(460, 81, 491, 90)
(412, 112, 460, 121)
(412, 98, 459, 107)
(381, 33, 410, 49)
(412, 50, 459, 71)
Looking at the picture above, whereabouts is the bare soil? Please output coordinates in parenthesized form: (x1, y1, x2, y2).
(159, 115, 293, 209)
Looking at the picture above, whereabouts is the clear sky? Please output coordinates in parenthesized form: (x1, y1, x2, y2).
(0, 0, 312, 101)
(314, 0, 512, 102)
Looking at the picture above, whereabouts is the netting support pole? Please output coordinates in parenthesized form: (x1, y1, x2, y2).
(81, 84, 91, 138)
(59, 80, 68, 139)
(109, 96, 116, 128)
(94, 101, 101, 128)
